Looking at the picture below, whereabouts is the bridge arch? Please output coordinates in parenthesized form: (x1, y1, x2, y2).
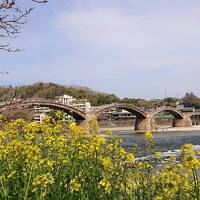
(93, 104, 147, 119)
(91, 104, 148, 130)
(0, 99, 86, 121)
(150, 106, 184, 119)
(147, 106, 193, 129)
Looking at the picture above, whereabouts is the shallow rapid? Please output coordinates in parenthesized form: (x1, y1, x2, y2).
(113, 130, 200, 157)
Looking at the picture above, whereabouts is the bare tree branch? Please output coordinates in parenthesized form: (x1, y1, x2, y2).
(0, 0, 47, 52)
(0, 43, 21, 52)
(32, 0, 48, 3)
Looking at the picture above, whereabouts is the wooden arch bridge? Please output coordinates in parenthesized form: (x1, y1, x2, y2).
(0, 99, 196, 131)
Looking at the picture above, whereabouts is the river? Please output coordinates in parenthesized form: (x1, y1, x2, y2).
(111, 130, 200, 156)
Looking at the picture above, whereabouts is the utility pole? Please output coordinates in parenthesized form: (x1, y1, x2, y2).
(176, 89, 179, 99)
(164, 88, 167, 99)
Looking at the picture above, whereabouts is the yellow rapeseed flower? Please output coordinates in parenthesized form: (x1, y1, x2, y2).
(144, 131, 153, 141)
(99, 178, 111, 193)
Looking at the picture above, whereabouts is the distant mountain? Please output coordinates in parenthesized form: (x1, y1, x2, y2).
(0, 82, 169, 107)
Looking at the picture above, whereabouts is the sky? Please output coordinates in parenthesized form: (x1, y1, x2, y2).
(1, 0, 200, 99)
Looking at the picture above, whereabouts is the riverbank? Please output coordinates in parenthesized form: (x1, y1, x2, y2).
(100, 125, 200, 133)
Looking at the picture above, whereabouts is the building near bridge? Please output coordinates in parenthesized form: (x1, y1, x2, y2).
(57, 95, 76, 105)
(34, 113, 47, 122)
(56, 95, 91, 112)
(98, 107, 135, 121)
(33, 106, 50, 122)
(97, 108, 135, 127)
(32, 95, 91, 122)
(176, 104, 195, 112)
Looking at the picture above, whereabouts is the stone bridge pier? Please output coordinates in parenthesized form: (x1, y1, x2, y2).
(83, 113, 155, 131)
(135, 115, 156, 131)
(135, 115, 192, 131)
(85, 113, 97, 123)
(80, 113, 97, 131)
(190, 115, 200, 125)
(172, 115, 192, 127)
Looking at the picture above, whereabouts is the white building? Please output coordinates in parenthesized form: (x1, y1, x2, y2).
(70, 99, 91, 112)
(34, 113, 47, 122)
(57, 95, 76, 105)
(33, 106, 50, 122)
(56, 95, 91, 112)
(33, 106, 50, 113)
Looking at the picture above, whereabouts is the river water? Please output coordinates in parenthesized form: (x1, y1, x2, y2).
(112, 130, 200, 156)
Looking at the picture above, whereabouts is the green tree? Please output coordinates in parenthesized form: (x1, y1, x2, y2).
(182, 92, 200, 108)
(164, 97, 178, 107)
(97, 94, 119, 105)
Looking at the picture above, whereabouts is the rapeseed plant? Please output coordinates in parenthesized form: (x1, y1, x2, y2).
(0, 113, 199, 199)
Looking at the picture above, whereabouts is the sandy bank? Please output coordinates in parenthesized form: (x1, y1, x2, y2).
(100, 125, 200, 133)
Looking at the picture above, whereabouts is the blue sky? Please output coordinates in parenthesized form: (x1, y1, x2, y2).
(1, 0, 200, 99)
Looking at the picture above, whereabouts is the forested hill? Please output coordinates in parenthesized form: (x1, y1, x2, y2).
(0, 82, 119, 106)
(2, 82, 196, 108)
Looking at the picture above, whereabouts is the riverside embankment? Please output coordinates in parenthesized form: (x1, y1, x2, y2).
(101, 125, 200, 133)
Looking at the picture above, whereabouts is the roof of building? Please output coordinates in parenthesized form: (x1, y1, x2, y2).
(181, 107, 195, 112)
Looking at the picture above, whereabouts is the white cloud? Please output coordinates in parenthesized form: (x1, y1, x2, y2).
(55, 3, 200, 49)
(53, 1, 200, 71)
